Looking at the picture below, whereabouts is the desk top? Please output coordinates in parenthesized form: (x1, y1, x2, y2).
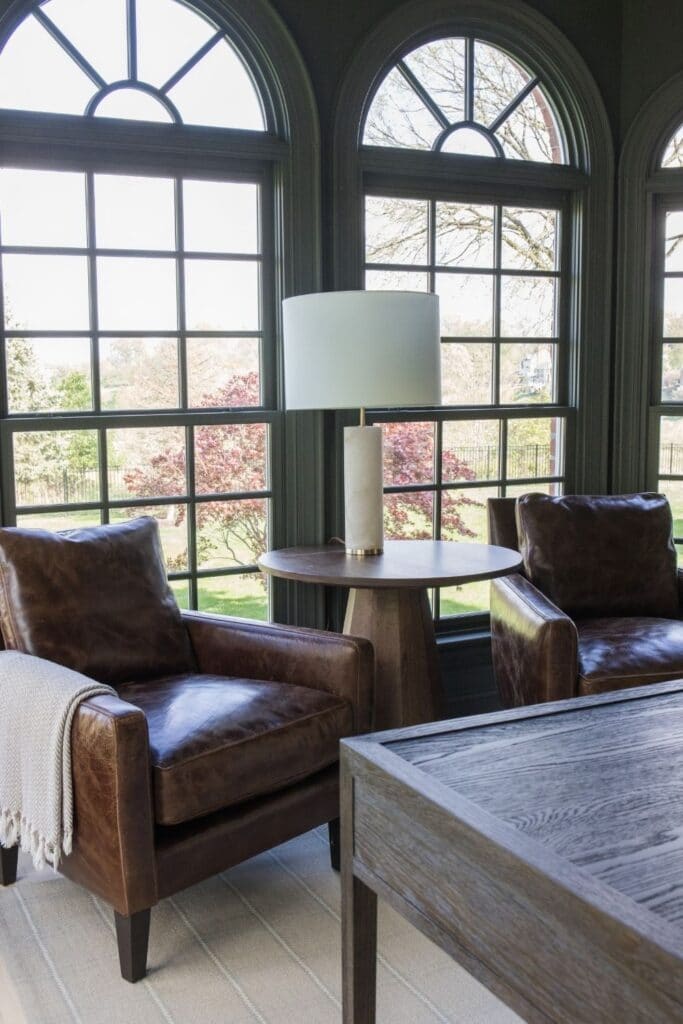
(258, 539, 521, 588)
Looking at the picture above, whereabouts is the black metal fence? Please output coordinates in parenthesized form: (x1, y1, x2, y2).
(660, 443, 683, 476)
(15, 443, 558, 507)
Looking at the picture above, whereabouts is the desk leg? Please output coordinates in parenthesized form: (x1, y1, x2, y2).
(344, 587, 442, 730)
(342, 764, 377, 1024)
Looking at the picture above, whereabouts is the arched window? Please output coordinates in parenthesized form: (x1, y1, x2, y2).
(617, 82, 683, 546)
(0, 0, 319, 622)
(334, 2, 613, 631)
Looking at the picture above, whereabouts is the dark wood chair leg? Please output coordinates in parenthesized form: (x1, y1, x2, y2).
(0, 845, 18, 886)
(329, 818, 341, 872)
(114, 908, 151, 983)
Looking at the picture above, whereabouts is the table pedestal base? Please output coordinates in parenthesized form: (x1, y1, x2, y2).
(343, 587, 442, 731)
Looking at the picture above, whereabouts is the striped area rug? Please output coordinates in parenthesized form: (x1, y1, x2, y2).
(0, 828, 521, 1024)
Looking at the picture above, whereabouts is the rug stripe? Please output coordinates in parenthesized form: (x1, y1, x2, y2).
(280, 835, 454, 1024)
(89, 896, 177, 1024)
(13, 887, 83, 1024)
(168, 896, 268, 1024)
(220, 873, 341, 1011)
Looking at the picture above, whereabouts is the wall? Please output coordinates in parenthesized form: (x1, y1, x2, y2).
(621, 0, 683, 143)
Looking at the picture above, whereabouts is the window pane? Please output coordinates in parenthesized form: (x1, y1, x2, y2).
(109, 506, 188, 571)
(665, 211, 683, 272)
(100, 337, 179, 410)
(107, 426, 186, 499)
(504, 481, 563, 498)
(196, 498, 268, 570)
(6, 337, 92, 414)
(441, 342, 493, 405)
(436, 273, 494, 336)
(441, 128, 496, 157)
(365, 269, 429, 292)
(506, 417, 564, 479)
(660, 417, 683, 474)
(184, 181, 259, 254)
(496, 85, 564, 163)
(0, 14, 95, 115)
(197, 573, 268, 620)
(13, 429, 99, 506)
(383, 422, 434, 486)
(45, 0, 127, 83)
(500, 276, 556, 337)
(440, 485, 499, 613)
(500, 342, 555, 403)
(365, 197, 428, 265)
(169, 38, 265, 131)
(435, 203, 494, 268)
(3, 254, 89, 330)
(403, 38, 465, 122)
(184, 260, 259, 331)
(97, 257, 177, 330)
(662, 480, 683, 538)
(0, 169, 86, 247)
(94, 88, 174, 123)
(502, 208, 558, 271)
(384, 492, 433, 539)
(16, 509, 102, 530)
(440, 580, 490, 616)
(474, 41, 530, 129)
(187, 338, 260, 407)
(95, 175, 175, 250)
(169, 579, 190, 609)
(194, 424, 268, 494)
(443, 420, 500, 482)
(136, 0, 215, 87)
(363, 66, 441, 150)
(662, 127, 683, 169)
(662, 344, 683, 401)
(664, 278, 683, 337)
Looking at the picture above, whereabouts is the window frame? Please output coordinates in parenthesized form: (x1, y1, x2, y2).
(0, 0, 323, 627)
(333, 0, 613, 635)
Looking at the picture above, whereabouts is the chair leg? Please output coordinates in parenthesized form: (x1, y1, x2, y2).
(0, 845, 18, 886)
(114, 908, 151, 983)
(329, 818, 341, 872)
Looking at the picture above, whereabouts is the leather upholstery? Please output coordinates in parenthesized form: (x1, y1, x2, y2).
(490, 574, 578, 706)
(0, 517, 194, 685)
(489, 492, 683, 708)
(60, 694, 157, 917)
(516, 492, 679, 619)
(118, 673, 353, 826)
(487, 497, 519, 553)
(577, 617, 683, 695)
(183, 612, 374, 733)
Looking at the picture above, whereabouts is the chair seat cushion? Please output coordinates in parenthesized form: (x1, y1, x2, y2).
(577, 617, 683, 695)
(117, 673, 353, 826)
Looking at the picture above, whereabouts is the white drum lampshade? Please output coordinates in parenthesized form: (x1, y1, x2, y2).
(282, 291, 441, 555)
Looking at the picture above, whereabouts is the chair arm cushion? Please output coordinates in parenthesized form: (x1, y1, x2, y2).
(60, 694, 157, 916)
(182, 612, 374, 733)
(490, 573, 578, 707)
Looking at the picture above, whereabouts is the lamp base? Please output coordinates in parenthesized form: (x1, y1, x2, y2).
(345, 546, 383, 557)
(344, 425, 384, 555)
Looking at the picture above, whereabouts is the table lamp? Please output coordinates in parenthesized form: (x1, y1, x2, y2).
(282, 290, 441, 556)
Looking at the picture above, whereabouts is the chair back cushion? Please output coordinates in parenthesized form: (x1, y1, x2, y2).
(516, 492, 679, 618)
(0, 516, 195, 685)
(487, 497, 519, 551)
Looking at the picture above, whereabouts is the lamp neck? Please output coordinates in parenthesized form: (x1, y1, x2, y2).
(359, 407, 366, 428)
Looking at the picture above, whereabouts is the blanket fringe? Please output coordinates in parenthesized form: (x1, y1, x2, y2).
(0, 807, 68, 871)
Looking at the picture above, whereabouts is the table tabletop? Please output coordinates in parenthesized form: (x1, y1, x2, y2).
(341, 680, 683, 1023)
(258, 539, 522, 589)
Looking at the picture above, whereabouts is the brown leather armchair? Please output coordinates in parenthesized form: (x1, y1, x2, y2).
(0, 518, 373, 982)
(488, 492, 683, 707)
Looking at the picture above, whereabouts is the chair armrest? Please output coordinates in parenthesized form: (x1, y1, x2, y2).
(490, 573, 578, 707)
(182, 611, 374, 733)
(60, 694, 157, 917)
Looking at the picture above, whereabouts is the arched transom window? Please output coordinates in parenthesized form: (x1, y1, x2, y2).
(364, 37, 564, 163)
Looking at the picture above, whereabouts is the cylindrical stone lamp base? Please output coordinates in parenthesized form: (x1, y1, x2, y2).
(343, 425, 384, 556)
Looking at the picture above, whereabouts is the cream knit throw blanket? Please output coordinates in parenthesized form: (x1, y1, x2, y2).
(0, 651, 115, 871)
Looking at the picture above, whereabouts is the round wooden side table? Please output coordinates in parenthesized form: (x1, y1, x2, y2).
(258, 540, 522, 730)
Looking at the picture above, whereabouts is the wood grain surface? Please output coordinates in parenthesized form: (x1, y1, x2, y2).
(258, 540, 521, 588)
(342, 681, 683, 1024)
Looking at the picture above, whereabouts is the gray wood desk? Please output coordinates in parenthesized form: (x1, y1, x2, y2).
(341, 681, 683, 1023)
(259, 540, 521, 729)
